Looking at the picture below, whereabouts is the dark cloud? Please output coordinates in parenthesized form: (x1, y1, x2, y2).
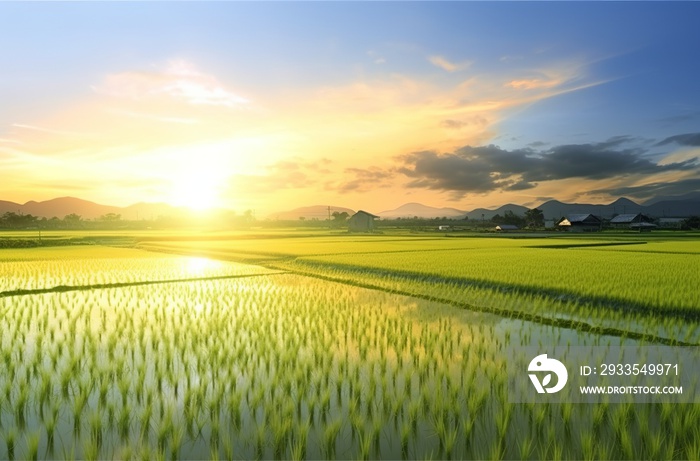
(656, 112, 700, 124)
(396, 139, 699, 196)
(656, 132, 700, 147)
(589, 178, 700, 200)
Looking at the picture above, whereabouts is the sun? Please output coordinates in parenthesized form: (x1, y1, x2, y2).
(169, 168, 225, 211)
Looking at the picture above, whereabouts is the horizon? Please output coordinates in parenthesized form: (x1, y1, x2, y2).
(2, 193, 697, 221)
(1, 2, 699, 215)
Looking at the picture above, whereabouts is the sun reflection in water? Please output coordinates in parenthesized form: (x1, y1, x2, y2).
(184, 256, 223, 277)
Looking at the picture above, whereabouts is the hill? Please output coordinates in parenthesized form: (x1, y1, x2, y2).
(0, 197, 187, 220)
(379, 202, 466, 219)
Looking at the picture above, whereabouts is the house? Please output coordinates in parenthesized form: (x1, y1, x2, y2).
(558, 214, 602, 232)
(348, 210, 379, 232)
(495, 224, 518, 232)
(610, 213, 655, 229)
(438, 225, 450, 231)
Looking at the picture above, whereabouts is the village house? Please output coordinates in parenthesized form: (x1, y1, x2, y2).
(557, 214, 602, 232)
(610, 213, 655, 229)
(348, 210, 379, 232)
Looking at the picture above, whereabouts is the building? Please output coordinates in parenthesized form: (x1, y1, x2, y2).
(495, 224, 518, 232)
(438, 225, 450, 231)
(610, 213, 655, 229)
(558, 214, 602, 232)
(348, 210, 379, 232)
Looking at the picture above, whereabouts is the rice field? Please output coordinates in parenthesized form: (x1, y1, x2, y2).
(1, 232, 699, 459)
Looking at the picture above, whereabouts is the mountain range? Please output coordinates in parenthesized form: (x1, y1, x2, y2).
(1, 194, 699, 221)
(0, 197, 188, 220)
(377, 195, 700, 220)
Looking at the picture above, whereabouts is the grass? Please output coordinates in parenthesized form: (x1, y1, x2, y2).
(0, 235, 698, 459)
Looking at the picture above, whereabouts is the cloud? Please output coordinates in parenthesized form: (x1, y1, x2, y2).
(589, 178, 700, 200)
(428, 55, 471, 72)
(656, 132, 700, 147)
(328, 167, 395, 193)
(94, 59, 248, 108)
(228, 158, 334, 195)
(394, 138, 699, 197)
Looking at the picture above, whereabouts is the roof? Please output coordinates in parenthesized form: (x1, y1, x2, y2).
(563, 214, 602, 224)
(352, 210, 379, 219)
(610, 213, 641, 223)
(496, 224, 518, 230)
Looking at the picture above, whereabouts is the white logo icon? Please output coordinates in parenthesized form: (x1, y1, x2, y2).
(528, 354, 568, 394)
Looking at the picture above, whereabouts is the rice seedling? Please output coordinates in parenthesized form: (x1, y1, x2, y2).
(1, 239, 698, 460)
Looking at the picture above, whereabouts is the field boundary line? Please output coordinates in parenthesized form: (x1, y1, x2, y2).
(0, 271, 286, 298)
(286, 259, 698, 320)
(266, 261, 698, 347)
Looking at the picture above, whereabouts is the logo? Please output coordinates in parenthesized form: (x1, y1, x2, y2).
(528, 354, 568, 394)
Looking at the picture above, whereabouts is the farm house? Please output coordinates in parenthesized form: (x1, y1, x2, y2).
(348, 210, 379, 232)
(610, 213, 655, 229)
(557, 214, 602, 232)
(495, 224, 518, 232)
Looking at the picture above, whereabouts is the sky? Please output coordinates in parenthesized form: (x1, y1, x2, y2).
(1, 2, 699, 215)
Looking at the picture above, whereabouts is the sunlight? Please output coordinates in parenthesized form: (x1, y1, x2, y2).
(184, 256, 223, 276)
(170, 171, 221, 210)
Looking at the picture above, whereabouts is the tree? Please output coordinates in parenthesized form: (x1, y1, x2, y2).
(332, 211, 349, 223)
(100, 213, 121, 223)
(502, 210, 525, 227)
(524, 208, 545, 229)
(1, 212, 38, 229)
(683, 216, 700, 230)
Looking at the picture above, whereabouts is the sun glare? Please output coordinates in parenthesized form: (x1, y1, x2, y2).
(170, 168, 225, 211)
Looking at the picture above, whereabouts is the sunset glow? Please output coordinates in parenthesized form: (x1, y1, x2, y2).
(1, 2, 698, 214)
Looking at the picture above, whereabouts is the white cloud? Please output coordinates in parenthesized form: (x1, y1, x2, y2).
(428, 55, 471, 72)
(94, 59, 249, 108)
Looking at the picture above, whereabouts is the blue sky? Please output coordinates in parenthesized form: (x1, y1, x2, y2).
(1, 2, 699, 212)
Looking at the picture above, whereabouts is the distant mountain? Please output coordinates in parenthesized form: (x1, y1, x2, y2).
(464, 203, 529, 220)
(20, 197, 121, 220)
(644, 199, 700, 218)
(379, 202, 466, 219)
(3, 193, 699, 223)
(536, 197, 646, 220)
(0, 196, 187, 220)
(643, 191, 700, 206)
(267, 205, 356, 221)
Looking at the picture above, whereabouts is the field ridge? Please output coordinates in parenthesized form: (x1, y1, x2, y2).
(0, 271, 286, 298)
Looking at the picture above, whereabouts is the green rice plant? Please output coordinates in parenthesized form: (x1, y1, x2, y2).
(4, 427, 17, 461)
(118, 402, 132, 441)
(13, 385, 29, 429)
(322, 418, 342, 458)
(82, 436, 99, 461)
(89, 409, 104, 450)
(170, 425, 184, 461)
(25, 431, 40, 461)
(254, 423, 266, 460)
(139, 401, 153, 441)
